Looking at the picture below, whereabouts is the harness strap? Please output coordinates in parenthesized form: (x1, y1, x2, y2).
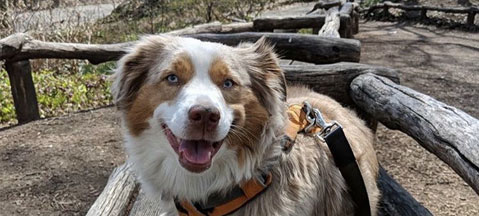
(324, 126, 371, 216)
(176, 173, 272, 216)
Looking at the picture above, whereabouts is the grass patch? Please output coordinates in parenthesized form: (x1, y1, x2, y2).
(298, 28, 313, 34)
(0, 63, 113, 125)
(0, 69, 15, 123)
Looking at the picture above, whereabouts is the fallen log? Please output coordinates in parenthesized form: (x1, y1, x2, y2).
(254, 15, 327, 31)
(350, 73, 479, 194)
(220, 22, 254, 33)
(0, 32, 360, 65)
(254, 15, 353, 38)
(0, 33, 132, 64)
(282, 62, 399, 107)
(253, 14, 346, 30)
(167, 21, 253, 35)
(190, 32, 360, 63)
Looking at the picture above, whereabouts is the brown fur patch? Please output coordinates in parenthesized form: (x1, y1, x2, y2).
(208, 57, 269, 166)
(114, 37, 166, 110)
(164, 53, 194, 85)
(126, 54, 195, 136)
(225, 91, 269, 167)
(239, 37, 287, 116)
(209, 58, 232, 85)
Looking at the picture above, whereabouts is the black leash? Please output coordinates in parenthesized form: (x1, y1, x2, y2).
(325, 126, 371, 216)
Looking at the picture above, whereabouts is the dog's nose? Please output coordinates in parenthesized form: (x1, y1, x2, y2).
(188, 105, 220, 131)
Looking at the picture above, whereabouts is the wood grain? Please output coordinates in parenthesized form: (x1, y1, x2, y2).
(350, 73, 479, 194)
(86, 163, 139, 216)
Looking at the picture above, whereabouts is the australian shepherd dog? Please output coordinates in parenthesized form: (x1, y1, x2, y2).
(112, 35, 380, 216)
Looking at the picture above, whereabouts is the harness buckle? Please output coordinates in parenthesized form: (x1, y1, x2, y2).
(302, 101, 316, 133)
(302, 101, 342, 140)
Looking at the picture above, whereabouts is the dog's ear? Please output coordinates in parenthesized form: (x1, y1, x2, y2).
(112, 35, 169, 110)
(238, 37, 287, 114)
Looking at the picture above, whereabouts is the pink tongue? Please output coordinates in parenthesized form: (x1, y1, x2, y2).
(179, 140, 214, 164)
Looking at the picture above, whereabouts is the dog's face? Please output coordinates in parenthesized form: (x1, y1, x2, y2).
(113, 35, 286, 198)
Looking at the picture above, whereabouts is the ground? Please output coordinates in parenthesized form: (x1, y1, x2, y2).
(356, 21, 479, 216)
(1, 1, 479, 216)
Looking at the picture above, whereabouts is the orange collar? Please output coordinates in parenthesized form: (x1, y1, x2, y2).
(176, 173, 272, 216)
(175, 104, 318, 216)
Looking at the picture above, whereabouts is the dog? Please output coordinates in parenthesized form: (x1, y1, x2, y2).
(112, 35, 380, 216)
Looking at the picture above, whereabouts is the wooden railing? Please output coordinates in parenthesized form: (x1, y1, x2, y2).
(365, 1, 479, 25)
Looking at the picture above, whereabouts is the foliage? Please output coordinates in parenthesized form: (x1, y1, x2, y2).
(298, 28, 313, 34)
(0, 69, 15, 123)
(0, 63, 113, 124)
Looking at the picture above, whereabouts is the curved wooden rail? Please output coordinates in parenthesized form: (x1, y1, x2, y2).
(350, 73, 479, 195)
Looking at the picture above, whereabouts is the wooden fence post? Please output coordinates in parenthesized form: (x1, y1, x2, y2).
(5, 60, 40, 124)
(382, 5, 390, 17)
(467, 12, 476, 25)
(421, 9, 428, 19)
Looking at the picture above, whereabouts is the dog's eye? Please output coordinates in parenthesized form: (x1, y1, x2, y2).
(223, 79, 234, 89)
(166, 74, 179, 83)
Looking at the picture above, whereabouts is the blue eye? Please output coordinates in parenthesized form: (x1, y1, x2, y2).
(166, 74, 179, 83)
(223, 79, 234, 88)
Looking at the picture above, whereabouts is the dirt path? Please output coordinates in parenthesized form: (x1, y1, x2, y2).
(356, 21, 479, 216)
(0, 108, 125, 216)
(357, 21, 479, 118)
(1, 3, 478, 216)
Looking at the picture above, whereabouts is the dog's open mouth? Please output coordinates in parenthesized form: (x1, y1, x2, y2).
(162, 124, 222, 173)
